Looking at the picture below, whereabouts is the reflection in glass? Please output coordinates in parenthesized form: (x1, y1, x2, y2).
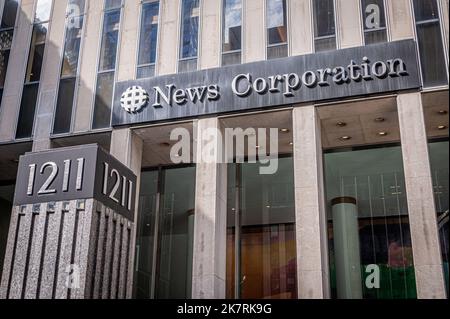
(137, 1, 159, 78)
(98, 10, 120, 72)
(61, 17, 83, 77)
(25, 24, 48, 83)
(227, 158, 297, 299)
(222, 0, 242, 65)
(0, 30, 13, 87)
(325, 146, 417, 299)
(267, 0, 287, 59)
(92, 71, 115, 130)
(313, 0, 336, 52)
(180, 0, 199, 59)
(429, 141, 449, 296)
(1, 0, 19, 29)
(0, 183, 14, 282)
(35, 0, 53, 23)
(135, 167, 196, 299)
(412, 0, 448, 87)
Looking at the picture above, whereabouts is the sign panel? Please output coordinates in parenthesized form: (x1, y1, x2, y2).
(112, 40, 421, 127)
(14, 144, 137, 220)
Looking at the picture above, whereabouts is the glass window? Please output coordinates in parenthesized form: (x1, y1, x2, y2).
(179, 0, 199, 59)
(16, 83, 39, 139)
(137, 1, 160, 79)
(222, 0, 242, 66)
(25, 24, 48, 83)
(412, 0, 448, 87)
(423, 91, 449, 297)
(266, 0, 287, 59)
(226, 158, 297, 299)
(93, 1, 122, 130)
(361, 0, 387, 45)
(1, 0, 19, 29)
(35, 0, 53, 23)
(313, 0, 336, 52)
(0, 183, 15, 282)
(135, 167, 196, 299)
(53, 0, 85, 135)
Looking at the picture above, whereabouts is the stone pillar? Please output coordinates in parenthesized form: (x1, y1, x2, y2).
(192, 118, 227, 299)
(386, 0, 415, 41)
(397, 92, 447, 299)
(289, 0, 313, 56)
(73, 0, 105, 133)
(0, 0, 35, 142)
(157, 0, 181, 76)
(199, 0, 221, 70)
(292, 105, 330, 299)
(116, 0, 140, 82)
(32, 0, 68, 152)
(336, 0, 363, 48)
(243, 0, 265, 63)
(439, 0, 449, 62)
(110, 128, 143, 298)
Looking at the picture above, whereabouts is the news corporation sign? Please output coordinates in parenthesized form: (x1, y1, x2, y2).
(112, 40, 421, 126)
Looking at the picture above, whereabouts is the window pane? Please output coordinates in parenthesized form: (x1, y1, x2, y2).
(135, 170, 159, 299)
(0, 183, 14, 282)
(156, 167, 196, 299)
(226, 158, 297, 299)
(1, 0, 19, 28)
(178, 58, 197, 73)
(0, 30, 13, 87)
(61, 16, 84, 77)
(105, 0, 122, 10)
(416, 22, 448, 87)
(92, 71, 114, 129)
(137, 65, 155, 79)
(223, 0, 242, 52)
(180, 0, 199, 59)
(25, 24, 48, 83)
(138, 1, 159, 66)
(267, 0, 287, 45)
(67, 0, 86, 16)
(413, 0, 440, 22)
(314, 36, 336, 52)
(35, 0, 53, 23)
(222, 51, 241, 66)
(364, 29, 387, 45)
(325, 146, 417, 299)
(53, 77, 76, 134)
(267, 44, 288, 60)
(313, 0, 336, 37)
(98, 10, 120, 71)
(16, 83, 39, 139)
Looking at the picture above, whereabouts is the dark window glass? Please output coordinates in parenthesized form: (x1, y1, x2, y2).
(0, 183, 14, 282)
(138, 1, 159, 69)
(0, 88, 3, 107)
(135, 167, 196, 299)
(313, 0, 336, 52)
(0, 30, 13, 87)
(16, 83, 39, 139)
(53, 77, 76, 134)
(105, 0, 122, 10)
(413, 0, 448, 87)
(222, 0, 242, 52)
(325, 146, 417, 299)
(267, 43, 288, 60)
(61, 16, 84, 77)
(178, 58, 197, 73)
(361, 0, 387, 45)
(92, 71, 115, 130)
(1, 0, 19, 28)
(180, 0, 199, 59)
(267, 0, 287, 45)
(137, 65, 155, 79)
(222, 51, 241, 66)
(25, 24, 48, 83)
(98, 10, 120, 72)
(226, 158, 298, 299)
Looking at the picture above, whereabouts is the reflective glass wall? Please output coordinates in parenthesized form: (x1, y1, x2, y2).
(226, 158, 297, 299)
(135, 166, 196, 299)
(0, 182, 14, 282)
(320, 99, 417, 299)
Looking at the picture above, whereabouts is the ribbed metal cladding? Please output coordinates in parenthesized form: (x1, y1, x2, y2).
(0, 200, 134, 299)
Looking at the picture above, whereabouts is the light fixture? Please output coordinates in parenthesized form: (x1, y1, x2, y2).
(438, 110, 448, 115)
(374, 117, 385, 123)
(339, 136, 352, 141)
(266, 205, 271, 209)
(378, 131, 388, 137)
(280, 128, 290, 133)
(336, 122, 347, 127)
(438, 125, 447, 130)
(289, 142, 294, 146)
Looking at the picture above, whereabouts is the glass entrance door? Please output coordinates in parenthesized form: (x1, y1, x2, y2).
(134, 166, 196, 299)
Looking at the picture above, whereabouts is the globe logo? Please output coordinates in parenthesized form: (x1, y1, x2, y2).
(120, 86, 149, 114)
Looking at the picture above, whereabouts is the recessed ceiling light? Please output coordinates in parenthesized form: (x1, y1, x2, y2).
(437, 125, 447, 130)
(438, 110, 448, 115)
(255, 145, 261, 149)
(374, 117, 385, 123)
(266, 205, 271, 209)
(336, 122, 347, 127)
(280, 128, 290, 133)
(378, 131, 388, 136)
(339, 136, 352, 141)
(289, 142, 294, 146)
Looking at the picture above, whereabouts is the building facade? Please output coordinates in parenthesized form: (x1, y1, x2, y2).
(0, 0, 448, 299)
